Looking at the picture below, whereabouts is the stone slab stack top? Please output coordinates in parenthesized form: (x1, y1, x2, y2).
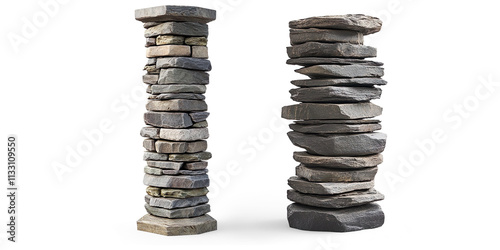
(282, 14, 387, 232)
(135, 5, 217, 236)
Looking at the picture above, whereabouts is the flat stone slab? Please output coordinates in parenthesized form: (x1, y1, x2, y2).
(288, 131, 386, 156)
(140, 127, 161, 139)
(145, 203, 210, 219)
(289, 122, 381, 134)
(146, 100, 207, 111)
(296, 65, 384, 78)
(147, 161, 183, 170)
(146, 187, 209, 198)
(287, 42, 376, 58)
(159, 128, 209, 141)
(282, 103, 382, 120)
(290, 86, 382, 103)
(156, 35, 184, 45)
(289, 14, 382, 35)
(288, 176, 375, 194)
(144, 22, 208, 38)
(143, 74, 159, 84)
(146, 45, 191, 58)
(169, 152, 212, 162)
(162, 169, 208, 175)
(143, 174, 209, 188)
(296, 164, 378, 182)
(149, 93, 205, 100)
(287, 189, 384, 209)
(144, 112, 193, 128)
(290, 28, 362, 45)
(156, 57, 212, 71)
(137, 214, 217, 236)
(190, 112, 210, 122)
(143, 152, 169, 161)
(151, 84, 206, 94)
(293, 152, 383, 168)
(184, 161, 208, 170)
(155, 140, 207, 154)
(287, 203, 384, 232)
(294, 119, 380, 125)
(287, 57, 383, 66)
(158, 68, 209, 85)
(135, 5, 216, 24)
(145, 194, 208, 209)
(292, 78, 387, 87)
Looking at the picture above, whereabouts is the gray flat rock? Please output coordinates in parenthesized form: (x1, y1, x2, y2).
(143, 139, 156, 151)
(159, 128, 209, 141)
(143, 174, 209, 188)
(146, 58, 157, 65)
(296, 164, 378, 182)
(146, 187, 209, 198)
(145, 203, 210, 219)
(293, 152, 383, 168)
(287, 42, 376, 58)
(184, 161, 208, 170)
(290, 86, 382, 103)
(169, 152, 212, 162)
(162, 169, 209, 175)
(155, 140, 207, 154)
(287, 57, 383, 66)
(282, 102, 382, 120)
(289, 122, 381, 134)
(145, 194, 208, 209)
(287, 203, 384, 232)
(289, 14, 382, 35)
(192, 121, 208, 128)
(144, 165, 164, 175)
(287, 189, 384, 208)
(143, 152, 169, 161)
(190, 112, 210, 122)
(288, 131, 386, 156)
(146, 99, 207, 111)
(149, 93, 205, 100)
(143, 74, 159, 84)
(137, 214, 217, 236)
(296, 65, 384, 78)
(144, 112, 193, 128)
(151, 84, 206, 94)
(146, 161, 183, 170)
(294, 119, 380, 125)
(135, 5, 216, 24)
(156, 57, 212, 71)
(143, 22, 161, 28)
(144, 22, 208, 38)
(158, 68, 209, 85)
(292, 78, 387, 87)
(288, 176, 375, 194)
(140, 127, 161, 139)
(290, 28, 362, 45)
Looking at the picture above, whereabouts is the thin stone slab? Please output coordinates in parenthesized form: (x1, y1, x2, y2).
(146, 187, 209, 198)
(146, 100, 207, 111)
(294, 119, 380, 125)
(282, 103, 382, 120)
(296, 164, 378, 182)
(288, 176, 375, 194)
(144, 152, 169, 161)
(184, 161, 208, 170)
(293, 152, 383, 168)
(146, 45, 191, 58)
(287, 189, 384, 208)
(296, 65, 384, 78)
(144, 22, 161, 29)
(162, 169, 208, 175)
(192, 121, 208, 128)
(144, 166, 164, 175)
(145, 203, 210, 219)
(158, 68, 209, 85)
(151, 84, 206, 94)
(137, 214, 217, 236)
(287, 57, 383, 66)
(290, 28, 362, 45)
(145, 194, 208, 209)
(190, 112, 210, 122)
(185, 37, 208, 46)
(159, 128, 209, 141)
(147, 161, 183, 170)
(289, 14, 382, 35)
(155, 140, 207, 154)
(144, 112, 193, 128)
(156, 57, 212, 71)
(289, 122, 381, 134)
(135, 5, 216, 24)
(292, 78, 387, 87)
(149, 93, 205, 100)
(143, 74, 159, 84)
(143, 174, 209, 188)
(169, 152, 212, 162)
(140, 127, 161, 139)
(287, 203, 384, 232)
(290, 86, 382, 103)
(288, 131, 386, 156)
(144, 22, 208, 38)
(287, 42, 376, 58)
(156, 35, 184, 45)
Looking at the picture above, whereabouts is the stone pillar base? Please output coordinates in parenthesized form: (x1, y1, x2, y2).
(137, 214, 217, 236)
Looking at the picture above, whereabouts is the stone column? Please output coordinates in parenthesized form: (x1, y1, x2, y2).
(282, 14, 386, 232)
(135, 5, 217, 236)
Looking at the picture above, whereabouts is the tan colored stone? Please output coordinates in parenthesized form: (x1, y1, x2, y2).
(192, 46, 208, 58)
(143, 139, 156, 151)
(156, 35, 185, 45)
(185, 37, 208, 46)
(155, 140, 187, 154)
(146, 45, 191, 58)
(137, 214, 217, 236)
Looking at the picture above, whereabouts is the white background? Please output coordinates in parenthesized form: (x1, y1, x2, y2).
(1, 0, 500, 249)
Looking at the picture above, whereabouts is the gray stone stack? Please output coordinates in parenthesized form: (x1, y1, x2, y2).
(282, 14, 387, 232)
(134, 5, 217, 236)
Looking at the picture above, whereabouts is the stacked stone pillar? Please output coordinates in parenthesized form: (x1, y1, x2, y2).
(282, 15, 386, 232)
(135, 5, 217, 236)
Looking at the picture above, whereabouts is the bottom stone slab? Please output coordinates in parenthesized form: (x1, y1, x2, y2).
(137, 214, 217, 236)
(287, 203, 384, 232)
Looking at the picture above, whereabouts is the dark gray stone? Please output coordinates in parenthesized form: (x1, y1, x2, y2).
(146, 100, 207, 111)
(296, 65, 384, 78)
(169, 152, 212, 162)
(158, 68, 209, 85)
(287, 203, 385, 232)
(292, 78, 387, 87)
(156, 57, 212, 71)
(293, 152, 383, 168)
(144, 112, 193, 128)
(135, 5, 216, 24)
(287, 189, 384, 208)
(289, 122, 381, 134)
(150, 84, 206, 94)
(296, 164, 378, 182)
(287, 42, 376, 58)
(143, 22, 161, 28)
(288, 131, 386, 156)
(146, 161, 183, 170)
(145, 203, 210, 219)
(287, 57, 383, 66)
(189, 112, 210, 122)
(140, 127, 161, 139)
(145, 194, 209, 209)
(282, 103, 382, 120)
(290, 86, 382, 103)
(290, 28, 362, 45)
(143, 174, 209, 188)
(289, 14, 382, 35)
(288, 176, 375, 194)
(144, 22, 208, 38)
(149, 93, 205, 100)
(294, 119, 380, 125)
(143, 152, 169, 161)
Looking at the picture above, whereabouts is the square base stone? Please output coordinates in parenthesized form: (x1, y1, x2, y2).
(137, 214, 217, 236)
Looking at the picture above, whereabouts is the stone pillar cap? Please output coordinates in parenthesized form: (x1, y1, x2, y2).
(135, 5, 216, 23)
